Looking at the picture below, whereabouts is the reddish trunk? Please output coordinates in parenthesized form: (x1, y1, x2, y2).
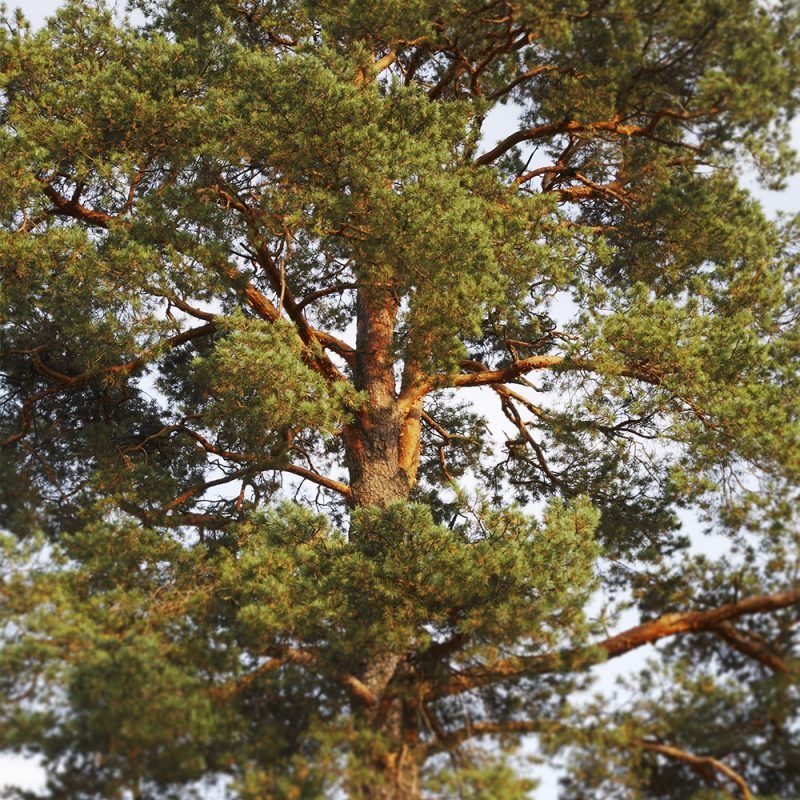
(343, 287, 423, 799)
(345, 287, 410, 508)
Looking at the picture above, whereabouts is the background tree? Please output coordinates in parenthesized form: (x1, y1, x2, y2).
(1, 1, 799, 798)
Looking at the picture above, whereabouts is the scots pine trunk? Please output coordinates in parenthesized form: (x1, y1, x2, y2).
(344, 288, 422, 799)
(345, 287, 408, 508)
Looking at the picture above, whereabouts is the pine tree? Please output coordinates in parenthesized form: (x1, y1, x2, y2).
(1, 1, 799, 798)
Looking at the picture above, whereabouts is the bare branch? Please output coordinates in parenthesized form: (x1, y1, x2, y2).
(161, 468, 252, 512)
(281, 463, 352, 498)
(597, 590, 800, 661)
(213, 647, 376, 708)
(711, 621, 792, 675)
(399, 354, 663, 411)
(474, 109, 715, 167)
(634, 739, 753, 800)
(296, 282, 358, 311)
(179, 428, 352, 497)
(487, 64, 558, 102)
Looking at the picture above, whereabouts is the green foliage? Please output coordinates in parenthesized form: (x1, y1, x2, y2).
(547, 524, 800, 799)
(0, 498, 598, 796)
(194, 316, 362, 452)
(425, 751, 539, 799)
(0, 0, 799, 797)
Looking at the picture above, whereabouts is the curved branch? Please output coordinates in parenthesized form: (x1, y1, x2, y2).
(634, 739, 752, 800)
(455, 356, 664, 390)
(158, 292, 217, 322)
(487, 64, 558, 102)
(312, 329, 357, 370)
(0, 384, 66, 448)
(40, 182, 120, 228)
(355, 49, 398, 86)
(598, 589, 800, 660)
(475, 108, 714, 167)
(296, 282, 358, 311)
(213, 648, 376, 708)
(452, 355, 568, 388)
(475, 120, 580, 167)
(398, 355, 662, 411)
(1, 324, 216, 448)
(180, 428, 351, 497)
(435, 588, 800, 697)
(711, 621, 791, 674)
(161, 468, 252, 512)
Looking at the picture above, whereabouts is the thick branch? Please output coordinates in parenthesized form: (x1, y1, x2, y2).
(355, 49, 398, 86)
(341, 674, 379, 707)
(435, 589, 800, 697)
(398, 355, 662, 410)
(40, 182, 120, 228)
(475, 109, 715, 167)
(598, 590, 800, 660)
(281, 463, 352, 497)
(452, 356, 663, 390)
(312, 329, 357, 370)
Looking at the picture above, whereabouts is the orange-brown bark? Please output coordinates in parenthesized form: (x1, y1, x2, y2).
(635, 739, 753, 800)
(433, 588, 800, 697)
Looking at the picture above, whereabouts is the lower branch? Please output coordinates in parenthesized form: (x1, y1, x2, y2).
(635, 739, 752, 800)
(436, 588, 800, 697)
(711, 621, 791, 675)
(1, 324, 216, 448)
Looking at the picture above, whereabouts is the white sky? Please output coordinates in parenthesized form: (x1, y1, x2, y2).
(4, 0, 800, 796)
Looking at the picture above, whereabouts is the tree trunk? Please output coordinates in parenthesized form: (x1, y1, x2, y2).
(343, 287, 423, 799)
(345, 286, 410, 508)
(361, 748, 422, 800)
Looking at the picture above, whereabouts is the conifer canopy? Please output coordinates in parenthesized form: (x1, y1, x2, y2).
(1, 1, 799, 798)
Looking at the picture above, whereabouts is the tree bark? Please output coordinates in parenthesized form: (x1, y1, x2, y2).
(343, 286, 423, 799)
(345, 287, 410, 508)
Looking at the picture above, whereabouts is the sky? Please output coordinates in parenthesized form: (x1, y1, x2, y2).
(4, 0, 800, 796)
